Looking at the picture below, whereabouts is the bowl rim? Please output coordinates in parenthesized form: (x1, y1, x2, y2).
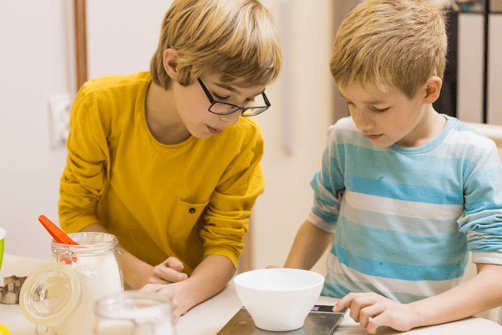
(233, 268, 325, 292)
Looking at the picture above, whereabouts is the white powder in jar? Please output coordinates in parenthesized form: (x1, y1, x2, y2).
(94, 317, 176, 335)
(50, 252, 122, 335)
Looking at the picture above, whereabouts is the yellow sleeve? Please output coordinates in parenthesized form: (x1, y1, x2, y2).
(200, 119, 265, 268)
(58, 83, 111, 233)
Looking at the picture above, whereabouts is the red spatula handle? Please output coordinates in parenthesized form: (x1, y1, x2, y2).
(38, 215, 79, 245)
(38, 215, 79, 264)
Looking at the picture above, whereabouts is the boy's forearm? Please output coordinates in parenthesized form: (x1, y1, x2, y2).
(182, 254, 235, 309)
(410, 263, 502, 328)
(284, 220, 334, 270)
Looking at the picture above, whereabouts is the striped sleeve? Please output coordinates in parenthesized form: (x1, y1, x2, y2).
(454, 128, 502, 264)
(310, 124, 347, 233)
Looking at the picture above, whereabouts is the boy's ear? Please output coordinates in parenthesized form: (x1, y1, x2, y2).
(163, 48, 179, 80)
(423, 76, 442, 103)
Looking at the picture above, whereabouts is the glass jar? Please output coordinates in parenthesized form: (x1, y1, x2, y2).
(20, 232, 123, 335)
(93, 292, 176, 335)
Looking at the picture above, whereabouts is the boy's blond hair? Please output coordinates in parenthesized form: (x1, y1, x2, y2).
(151, 0, 281, 89)
(330, 0, 447, 99)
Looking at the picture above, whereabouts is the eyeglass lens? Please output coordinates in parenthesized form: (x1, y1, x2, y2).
(209, 104, 267, 116)
(212, 91, 268, 115)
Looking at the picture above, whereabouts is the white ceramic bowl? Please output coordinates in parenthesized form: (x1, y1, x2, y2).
(233, 268, 324, 331)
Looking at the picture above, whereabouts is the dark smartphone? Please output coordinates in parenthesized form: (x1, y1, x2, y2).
(312, 305, 338, 313)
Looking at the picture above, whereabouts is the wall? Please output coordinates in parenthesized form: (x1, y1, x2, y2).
(86, 1, 171, 79)
(250, 0, 335, 275)
(488, 15, 502, 125)
(0, 0, 173, 261)
(0, 0, 71, 260)
(457, 13, 502, 124)
(457, 14, 484, 123)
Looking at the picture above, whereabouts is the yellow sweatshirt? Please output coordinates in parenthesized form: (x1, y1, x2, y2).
(59, 72, 264, 274)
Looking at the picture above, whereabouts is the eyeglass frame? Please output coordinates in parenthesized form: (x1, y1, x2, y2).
(197, 78, 270, 117)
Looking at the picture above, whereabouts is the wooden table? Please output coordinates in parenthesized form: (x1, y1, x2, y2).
(2, 254, 502, 334)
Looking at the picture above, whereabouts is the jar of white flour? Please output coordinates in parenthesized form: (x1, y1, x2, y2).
(93, 291, 176, 335)
(20, 232, 123, 335)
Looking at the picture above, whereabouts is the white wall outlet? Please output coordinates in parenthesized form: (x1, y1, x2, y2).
(49, 93, 73, 149)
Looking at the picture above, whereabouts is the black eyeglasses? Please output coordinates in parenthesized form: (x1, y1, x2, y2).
(197, 78, 270, 117)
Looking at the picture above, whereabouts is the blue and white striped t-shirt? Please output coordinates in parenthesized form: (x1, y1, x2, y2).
(309, 115, 502, 303)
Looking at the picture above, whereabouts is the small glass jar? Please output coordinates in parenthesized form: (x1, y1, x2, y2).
(20, 232, 123, 335)
(93, 292, 177, 335)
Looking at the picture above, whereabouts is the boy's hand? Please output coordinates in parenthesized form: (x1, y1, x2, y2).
(139, 255, 234, 324)
(138, 280, 189, 323)
(333, 292, 420, 334)
(138, 258, 190, 323)
(143, 257, 188, 286)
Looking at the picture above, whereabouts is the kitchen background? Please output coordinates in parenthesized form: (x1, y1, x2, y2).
(1, 0, 501, 282)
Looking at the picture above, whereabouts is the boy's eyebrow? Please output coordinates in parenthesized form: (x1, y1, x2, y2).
(339, 92, 386, 105)
(215, 82, 239, 93)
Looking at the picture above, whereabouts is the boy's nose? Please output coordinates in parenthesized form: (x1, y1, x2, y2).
(219, 110, 241, 125)
(351, 108, 373, 132)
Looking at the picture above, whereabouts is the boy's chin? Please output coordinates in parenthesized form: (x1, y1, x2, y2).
(367, 136, 392, 147)
(192, 131, 214, 139)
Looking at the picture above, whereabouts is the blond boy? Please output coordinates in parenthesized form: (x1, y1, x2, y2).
(282, 0, 502, 333)
(59, 0, 281, 321)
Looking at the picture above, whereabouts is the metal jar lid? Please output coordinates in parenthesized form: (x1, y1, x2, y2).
(19, 262, 82, 327)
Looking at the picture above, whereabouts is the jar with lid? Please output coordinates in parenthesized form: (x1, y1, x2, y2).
(20, 232, 123, 335)
(93, 291, 176, 335)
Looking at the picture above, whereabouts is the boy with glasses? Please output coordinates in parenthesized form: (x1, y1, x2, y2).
(279, 0, 502, 333)
(58, 0, 281, 321)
